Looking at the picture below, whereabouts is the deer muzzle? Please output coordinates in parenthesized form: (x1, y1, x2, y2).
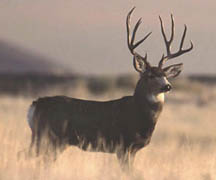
(161, 84, 172, 92)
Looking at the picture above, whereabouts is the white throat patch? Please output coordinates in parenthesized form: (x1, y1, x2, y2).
(147, 93, 165, 103)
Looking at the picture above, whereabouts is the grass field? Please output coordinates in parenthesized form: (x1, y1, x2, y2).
(0, 81, 216, 180)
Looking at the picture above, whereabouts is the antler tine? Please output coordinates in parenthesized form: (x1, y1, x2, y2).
(126, 7, 152, 67)
(179, 25, 194, 53)
(159, 15, 174, 55)
(131, 18, 152, 50)
(131, 18, 142, 47)
(133, 31, 152, 50)
(126, 7, 136, 54)
(158, 15, 193, 68)
(170, 14, 175, 45)
(180, 25, 187, 50)
(158, 14, 175, 67)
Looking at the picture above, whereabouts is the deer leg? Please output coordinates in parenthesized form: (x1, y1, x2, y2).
(129, 145, 144, 169)
(128, 151, 136, 169)
(17, 129, 36, 160)
(117, 151, 128, 171)
(116, 150, 134, 172)
(36, 130, 42, 157)
(28, 129, 36, 157)
(45, 130, 67, 162)
(116, 147, 138, 172)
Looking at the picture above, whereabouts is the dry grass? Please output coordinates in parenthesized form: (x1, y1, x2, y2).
(0, 84, 216, 180)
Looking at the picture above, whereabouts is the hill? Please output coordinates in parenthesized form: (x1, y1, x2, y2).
(0, 40, 67, 74)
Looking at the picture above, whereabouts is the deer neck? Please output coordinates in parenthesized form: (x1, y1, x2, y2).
(134, 89, 164, 105)
(134, 80, 164, 114)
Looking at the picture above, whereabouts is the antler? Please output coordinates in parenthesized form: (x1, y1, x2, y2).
(126, 7, 152, 69)
(158, 15, 193, 68)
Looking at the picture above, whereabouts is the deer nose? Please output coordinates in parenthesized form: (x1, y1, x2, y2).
(161, 84, 172, 92)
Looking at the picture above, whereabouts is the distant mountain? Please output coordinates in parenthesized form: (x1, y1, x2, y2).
(0, 40, 69, 74)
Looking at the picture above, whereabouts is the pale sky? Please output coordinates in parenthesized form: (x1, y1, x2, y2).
(0, 0, 215, 75)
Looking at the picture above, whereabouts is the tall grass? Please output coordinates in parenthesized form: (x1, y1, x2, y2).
(0, 83, 216, 180)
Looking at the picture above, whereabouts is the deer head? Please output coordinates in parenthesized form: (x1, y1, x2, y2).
(127, 7, 193, 102)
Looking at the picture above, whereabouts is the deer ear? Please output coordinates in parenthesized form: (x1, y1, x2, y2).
(133, 55, 147, 73)
(163, 63, 183, 78)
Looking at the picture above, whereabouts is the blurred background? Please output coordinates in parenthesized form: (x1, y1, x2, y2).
(0, 0, 215, 75)
(0, 1, 216, 180)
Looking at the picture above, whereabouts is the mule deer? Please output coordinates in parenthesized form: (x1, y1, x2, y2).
(27, 7, 193, 170)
